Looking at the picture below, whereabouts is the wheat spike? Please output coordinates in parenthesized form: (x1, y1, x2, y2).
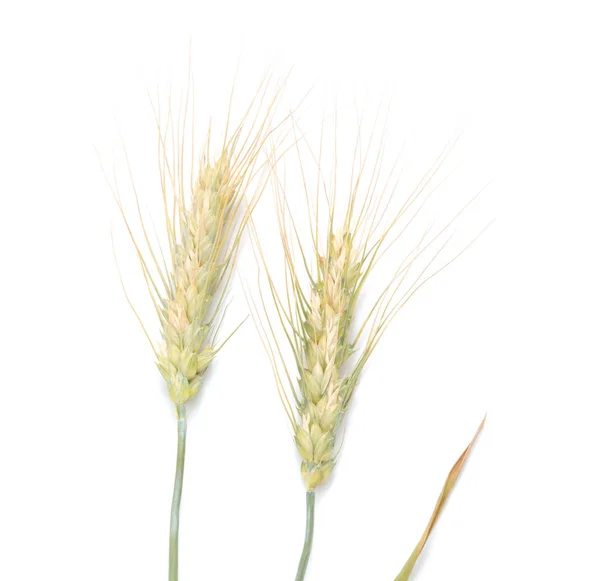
(112, 77, 286, 410)
(295, 228, 361, 488)
(112, 77, 285, 581)
(250, 117, 470, 491)
(157, 152, 237, 405)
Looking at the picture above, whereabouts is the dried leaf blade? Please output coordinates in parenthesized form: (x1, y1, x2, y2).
(394, 416, 485, 581)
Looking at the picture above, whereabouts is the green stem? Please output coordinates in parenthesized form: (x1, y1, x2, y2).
(169, 404, 187, 581)
(295, 490, 315, 581)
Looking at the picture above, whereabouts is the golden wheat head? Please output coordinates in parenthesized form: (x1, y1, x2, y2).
(251, 118, 471, 489)
(113, 78, 285, 413)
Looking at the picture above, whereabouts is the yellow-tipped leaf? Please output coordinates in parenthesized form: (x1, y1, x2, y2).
(394, 416, 485, 581)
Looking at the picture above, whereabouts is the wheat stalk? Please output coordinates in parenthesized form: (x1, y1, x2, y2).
(110, 77, 283, 581)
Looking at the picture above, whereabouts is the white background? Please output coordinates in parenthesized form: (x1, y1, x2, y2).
(1, 1, 599, 580)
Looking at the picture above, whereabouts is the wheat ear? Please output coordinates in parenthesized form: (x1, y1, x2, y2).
(250, 118, 479, 581)
(253, 131, 457, 490)
(113, 78, 281, 581)
(294, 227, 362, 488)
(157, 150, 239, 406)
